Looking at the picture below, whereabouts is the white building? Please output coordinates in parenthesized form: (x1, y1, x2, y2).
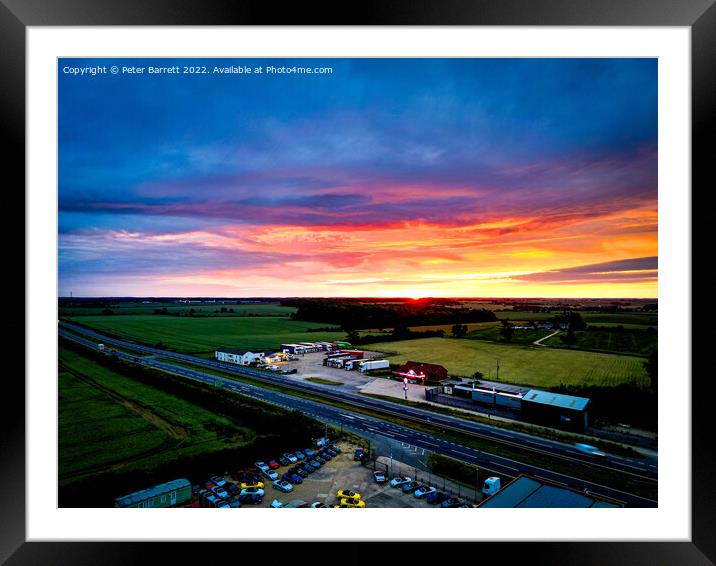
(215, 347, 265, 366)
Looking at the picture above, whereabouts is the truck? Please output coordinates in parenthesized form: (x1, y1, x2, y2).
(359, 360, 390, 372)
(98, 343, 105, 352)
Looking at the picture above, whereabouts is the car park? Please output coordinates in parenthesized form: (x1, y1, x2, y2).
(283, 453, 299, 464)
(210, 475, 227, 487)
(426, 491, 449, 505)
(336, 490, 361, 500)
(240, 481, 264, 490)
(414, 485, 437, 498)
(268, 460, 280, 469)
(282, 472, 303, 484)
(262, 469, 279, 481)
(390, 476, 412, 488)
(240, 487, 265, 498)
(372, 471, 387, 483)
(273, 479, 294, 493)
(401, 481, 420, 494)
(336, 498, 365, 508)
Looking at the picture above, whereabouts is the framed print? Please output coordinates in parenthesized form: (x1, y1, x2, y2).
(7, 0, 712, 563)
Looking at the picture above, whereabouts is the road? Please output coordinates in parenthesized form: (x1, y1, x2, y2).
(59, 323, 657, 507)
(533, 329, 561, 346)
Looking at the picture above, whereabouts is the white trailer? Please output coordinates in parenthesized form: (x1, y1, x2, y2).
(359, 359, 390, 372)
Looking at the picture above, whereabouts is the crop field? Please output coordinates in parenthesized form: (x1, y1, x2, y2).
(364, 337, 649, 388)
(493, 311, 658, 326)
(59, 301, 296, 318)
(66, 315, 346, 355)
(59, 347, 256, 486)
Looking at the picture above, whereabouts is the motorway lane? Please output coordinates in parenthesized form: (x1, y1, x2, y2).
(59, 321, 658, 480)
(59, 329, 656, 507)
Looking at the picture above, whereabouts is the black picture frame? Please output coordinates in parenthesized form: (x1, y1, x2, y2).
(6, 0, 710, 563)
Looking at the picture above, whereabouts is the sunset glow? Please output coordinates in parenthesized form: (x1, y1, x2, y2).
(59, 58, 657, 298)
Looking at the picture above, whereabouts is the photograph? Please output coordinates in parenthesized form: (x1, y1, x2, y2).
(56, 56, 659, 511)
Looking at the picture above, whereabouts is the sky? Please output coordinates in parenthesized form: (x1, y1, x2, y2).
(58, 58, 657, 298)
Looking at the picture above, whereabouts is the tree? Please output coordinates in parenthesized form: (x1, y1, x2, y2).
(560, 328, 577, 348)
(345, 328, 360, 345)
(500, 320, 514, 342)
(472, 370, 484, 381)
(451, 323, 468, 337)
(644, 348, 657, 392)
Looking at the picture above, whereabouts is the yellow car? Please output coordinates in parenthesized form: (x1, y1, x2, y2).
(336, 498, 365, 508)
(336, 490, 361, 500)
(240, 481, 265, 490)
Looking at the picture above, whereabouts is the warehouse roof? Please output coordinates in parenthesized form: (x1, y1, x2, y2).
(478, 475, 621, 508)
(216, 346, 259, 355)
(115, 478, 191, 507)
(522, 389, 590, 411)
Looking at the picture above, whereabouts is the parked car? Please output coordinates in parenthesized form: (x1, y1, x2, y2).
(324, 448, 337, 457)
(283, 453, 299, 464)
(240, 481, 264, 490)
(426, 491, 449, 505)
(456, 501, 474, 508)
(212, 486, 229, 499)
(304, 448, 316, 458)
(292, 466, 310, 478)
(282, 472, 303, 484)
(441, 497, 465, 508)
(240, 487, 265, 498)
(226, 497, 241, 508)
(372, 471, 387, 483)
(216, 499, 231, 508)
(336, 490, 361, 500)
(273, 479, 294, 493)
(262, 469, 279, 481)
(414, 485, 437, 498)
(314, 455, 326, 464)
(238, 492, 263, 504)
(294, 451, 306, 461)
(353, 448, 365, 461)
(319, 450, 332, 460)
(390, 476, 412, 488)
(335, 498, 365, 508)
(210, 475, 227, 487)
(279, 456, 291, 467)
(270, 499, 284, 508)
(329, 444, 341, 453)
(255, 461, 270, 473)
(204, 481, 217, 490)
(268, 460, 280, 469)
(227, 483, 240, 495)
(307, 460, 321, 470)
(401, 481, 420, 493)
(310, 502, 328, 508)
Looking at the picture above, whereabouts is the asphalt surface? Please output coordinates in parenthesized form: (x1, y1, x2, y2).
(58, 322, 657, 507)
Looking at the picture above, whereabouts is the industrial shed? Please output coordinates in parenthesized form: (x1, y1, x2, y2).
(114, 478, 192, 508)
(521, 389, 591, 432)
(394, 361, 449, 384)
(478, 475, 622, 508)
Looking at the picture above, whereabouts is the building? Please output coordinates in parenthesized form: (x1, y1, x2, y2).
(114, 478, 192, 508)
(215, 346, 265, 366)
(263, 351, 288, 364)
(521, 389, 591, 431)
(394, 361, 449, 384)
(478, 475, 622, 508)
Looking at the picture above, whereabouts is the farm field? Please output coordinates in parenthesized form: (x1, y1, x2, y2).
(493, 311, 658, 326)
(364, 337, 649, 388)
(543, 329, 657, 356)
(65, 314, 345, 355)
(59, 301, 296, 318)
(58, 347, 256, 486)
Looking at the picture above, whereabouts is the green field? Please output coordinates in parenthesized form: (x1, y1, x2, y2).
(494, 311, 658, 326)
(364, 337, 649, 388)
(59, 301, 296, 318)
(66, 314, 346, 355)
(543, 329, 657, 356)
(59, 347, 255, 485)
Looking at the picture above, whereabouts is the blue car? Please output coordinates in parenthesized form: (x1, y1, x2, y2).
(307, 460, 321, 470)
(304, 448, 316, 458)
(426, 491, 449, 505)
(294, 451, 306, 461)
(273, 479, 294, 493)
(401, 481, 420, 494)
(282, 472, 303, 484)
